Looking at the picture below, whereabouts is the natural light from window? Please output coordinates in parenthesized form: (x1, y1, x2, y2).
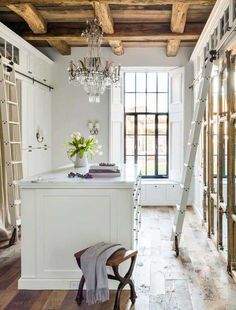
(124, 71, 169, 178)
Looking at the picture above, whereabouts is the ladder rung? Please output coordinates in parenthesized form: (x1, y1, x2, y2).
(176, 204, 186, 214)
(231, 214, 236, 223)
(180, 183, 190, 191)
(191, 120, 202, 125)
(4, 80, 16, 86)
(172, 224, 182, 236)
(184, 163, 194, 168)
(8, 121, 20, 125)
(10, 141, 21, 144)
(7, 100, 18, 106)
(219, 116, 227, 122)
(2, 60, 14, 68)
(231, 113, 236, 120)
(187, 142, 198, 146)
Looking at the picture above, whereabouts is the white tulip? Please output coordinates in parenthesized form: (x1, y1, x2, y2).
(98, 151, 103, 156)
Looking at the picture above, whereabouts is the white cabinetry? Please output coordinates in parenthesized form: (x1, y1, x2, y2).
(20, 51, 51, 84)
(22, 148, 51, 178)
(19, 165, 139, 290)
(21, 76, 52, 178)
(0, 22, 53, 177)
(141, 181, 193, 206)
(141, 181, 181, 206)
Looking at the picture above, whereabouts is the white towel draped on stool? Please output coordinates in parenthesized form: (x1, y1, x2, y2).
(80, 242, 124, 305)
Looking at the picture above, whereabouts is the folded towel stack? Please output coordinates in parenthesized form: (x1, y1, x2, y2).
(80, 242, 124, 305)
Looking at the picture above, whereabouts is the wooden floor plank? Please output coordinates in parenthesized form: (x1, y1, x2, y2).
(0, 278, 19, 309)
(41, 290, 68, 310)
(4, 290, 42, 310)
(1, 206, 236, 309)
(30, 290, 52, 310)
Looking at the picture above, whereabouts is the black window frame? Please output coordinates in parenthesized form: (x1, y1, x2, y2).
(123, 71, 169, 178)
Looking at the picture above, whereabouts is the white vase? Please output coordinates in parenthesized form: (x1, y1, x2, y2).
(74, 153, 88, 168)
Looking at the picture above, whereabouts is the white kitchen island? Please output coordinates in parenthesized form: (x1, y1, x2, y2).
(18, 164, 141, 290)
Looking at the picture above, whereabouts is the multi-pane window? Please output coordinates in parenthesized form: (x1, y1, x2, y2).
(0, 37, 19, 65)
(124, 72, 169, 178)
(220, 7, 229, 39)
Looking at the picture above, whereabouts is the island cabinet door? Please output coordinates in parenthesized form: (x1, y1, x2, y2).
(24, 188, 133, 281)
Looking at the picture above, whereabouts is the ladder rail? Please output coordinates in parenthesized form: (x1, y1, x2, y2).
(171, 50, 217, 255)
(0, 55, 22, 245)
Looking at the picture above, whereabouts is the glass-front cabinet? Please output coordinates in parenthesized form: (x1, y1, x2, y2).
(202, 50, 236, 275)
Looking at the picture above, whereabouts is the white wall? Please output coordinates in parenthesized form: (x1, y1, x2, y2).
(40, 46, 193, 169)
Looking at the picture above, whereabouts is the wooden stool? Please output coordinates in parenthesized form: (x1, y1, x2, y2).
(74, 247, 138, 310)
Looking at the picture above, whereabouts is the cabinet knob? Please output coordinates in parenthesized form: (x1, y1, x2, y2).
(28, 70, 32, 74)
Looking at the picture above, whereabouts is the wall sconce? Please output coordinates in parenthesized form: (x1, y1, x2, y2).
(88, 121, 100, 135)
(36, 127, 44, 143)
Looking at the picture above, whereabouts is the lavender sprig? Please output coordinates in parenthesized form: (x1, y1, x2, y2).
(68, 172, 93, 179)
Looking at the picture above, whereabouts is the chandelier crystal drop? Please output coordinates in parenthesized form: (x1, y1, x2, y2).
(68, 18, 121, 104)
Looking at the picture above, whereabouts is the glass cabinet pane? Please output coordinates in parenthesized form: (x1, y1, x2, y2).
(13, 46, 19, 65)
(0, 37, 5, 56)
(6, 41, 12, 60)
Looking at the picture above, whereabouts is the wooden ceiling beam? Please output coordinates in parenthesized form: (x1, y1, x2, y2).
(166, 39, 180, 56)
(109, 40, 124, 55)
(1, 9, 210, 24)
(6, 3, 47, 33)
(168, 2, 189, 56)
(1, 1, 217, 5)
(171, 3, 189, 33)
(123, 41, 195, 47)
(47, 39, 71, 55)
(93, 1, 114, 34)
(22, 32, 200, 42)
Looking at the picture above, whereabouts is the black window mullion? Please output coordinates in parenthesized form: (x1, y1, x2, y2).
(155, 114, 158, 176)
(135, 114, 138, 164)
(124, 71, 169, 178)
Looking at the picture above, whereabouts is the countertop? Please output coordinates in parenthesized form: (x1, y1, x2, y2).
(19, 164, 141, 189)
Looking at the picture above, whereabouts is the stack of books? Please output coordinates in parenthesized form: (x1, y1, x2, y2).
(89, 163, 121, 177)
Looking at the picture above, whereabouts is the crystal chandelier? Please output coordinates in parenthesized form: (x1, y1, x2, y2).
(68, 18, 121, 104)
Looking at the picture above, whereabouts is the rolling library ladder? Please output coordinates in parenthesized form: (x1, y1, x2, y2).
(0, 54, 22, 246)
(171, 50, 217, 256)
